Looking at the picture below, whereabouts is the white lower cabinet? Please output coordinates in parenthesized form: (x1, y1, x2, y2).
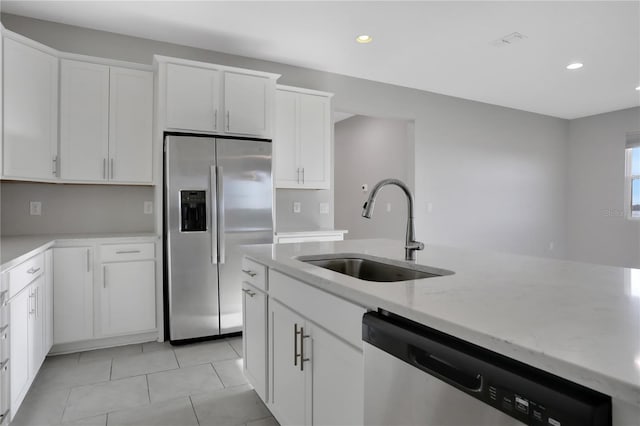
(100, 260, 155, 336)
(9, 285, 30, 414)
(242, 282, 267, 402)
(242, 258, 365, 426)
(53, 247, 94, 344)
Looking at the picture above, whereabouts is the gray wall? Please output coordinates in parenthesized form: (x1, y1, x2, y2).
(0, 182, 155, 236)
(566, 107, 640, 267)
(1, 14, 570, 258)
(334, 115, 413, 240)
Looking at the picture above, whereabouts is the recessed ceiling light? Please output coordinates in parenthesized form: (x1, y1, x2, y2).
(356, 34, 372, 44)
(566, 62, 583, 70)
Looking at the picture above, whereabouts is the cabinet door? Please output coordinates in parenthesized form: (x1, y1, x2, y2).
(311, 325, 363, 426)
(224, 72, 270, 137)
(166, 63, 219, 132)
(274, 89, 300, 187)
(242, 283, 267, 401)
(3, 38, 58, 180)
(44, 249, 54, 354)
(60, 60, 110, 181)
(101, 260, 155, 336)
(109, 67, 154, 183)
(298, 93, 330, 189)
(269, 300, 308, 426)
(10, 286, 30, 414)
(29, 276, 46, 378)
(53, 247, 94, 344)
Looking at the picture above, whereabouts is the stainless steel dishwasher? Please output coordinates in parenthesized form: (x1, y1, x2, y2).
(362, 311, 611, 426)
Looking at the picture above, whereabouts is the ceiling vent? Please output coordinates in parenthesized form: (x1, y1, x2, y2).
(490, 32, 528, 47)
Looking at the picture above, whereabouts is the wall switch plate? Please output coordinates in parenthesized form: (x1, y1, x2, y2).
(319, 203, 329, 214)
(30, 201, 42, 216)
(293, 201, 301, 213)
(144, 201, 153, 215)
(427, 202, 433, 213)
(386, 203, 392, 212)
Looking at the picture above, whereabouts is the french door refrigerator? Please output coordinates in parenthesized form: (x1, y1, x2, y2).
(165, 134, 273, 343)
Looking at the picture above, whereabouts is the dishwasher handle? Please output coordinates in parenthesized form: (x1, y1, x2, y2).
(410, 347, 483, 393)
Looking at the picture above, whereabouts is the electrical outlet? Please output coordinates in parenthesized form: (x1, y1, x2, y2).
(548, 241, 555, 251)
(386, 203, 392, 212)
(144, 201, 153, 215)
(319, 203, 329, 214)
(30, 201, 42, 216)
(293, 201, 301, 213)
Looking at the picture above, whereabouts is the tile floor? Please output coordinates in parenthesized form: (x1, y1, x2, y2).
(12, 337, 279, 426)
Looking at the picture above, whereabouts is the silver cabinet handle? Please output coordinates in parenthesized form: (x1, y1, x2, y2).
(115, 250, 141, 254)
(299, 326, 310, 371)
(294, 323, 300, 366)
(214, 110, 218, 129)
(103, 158, 107, 179)
(226, 111, 230, 131)
(247, 290, 256, 297)
(103, 265, 107, 288)
(110, 158, 114, 179)
(27, 267, 41, 274)
(86, 249, 91, 272)
(217, 166, 226, 264)
(241, 269, 257, 277)
(296, 168, 301, 184)
(36, 287, 39, 319)
(52, 155, 58, 176)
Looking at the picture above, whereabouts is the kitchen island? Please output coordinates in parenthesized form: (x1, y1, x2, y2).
(241, 238, 640, 425)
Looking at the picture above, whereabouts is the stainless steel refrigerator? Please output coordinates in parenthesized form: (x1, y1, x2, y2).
(164, 134, 273, 343)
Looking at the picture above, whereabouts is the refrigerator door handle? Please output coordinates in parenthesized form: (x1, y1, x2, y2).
(210, 165, 218, 265)
(217, 165, 226, 264)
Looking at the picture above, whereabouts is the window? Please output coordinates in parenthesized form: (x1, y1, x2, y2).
(625, 131, 640, 219)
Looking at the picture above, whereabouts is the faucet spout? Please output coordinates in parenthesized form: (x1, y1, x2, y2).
(361, 178, 425, 261)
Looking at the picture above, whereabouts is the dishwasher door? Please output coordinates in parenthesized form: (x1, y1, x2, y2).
(362, 311, 611, 426)
(364, 342, 523, 425)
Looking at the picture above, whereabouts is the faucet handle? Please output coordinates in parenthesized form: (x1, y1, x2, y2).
(407, 241, 425, 251)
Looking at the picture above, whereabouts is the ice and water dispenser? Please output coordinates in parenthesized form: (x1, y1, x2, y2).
(180, 190, 207, 232)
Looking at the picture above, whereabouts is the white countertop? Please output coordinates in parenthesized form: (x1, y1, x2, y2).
(274, 228, 348, 236)
(242, 238, 640, 406)
(1, 233, 159, 273)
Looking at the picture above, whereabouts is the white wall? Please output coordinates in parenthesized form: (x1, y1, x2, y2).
(334, 115, 413, 240)
(567, 107, 640, 267)
(1, 14, 570, 258)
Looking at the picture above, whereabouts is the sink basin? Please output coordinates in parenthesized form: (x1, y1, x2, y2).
(298, 254, 454, 282)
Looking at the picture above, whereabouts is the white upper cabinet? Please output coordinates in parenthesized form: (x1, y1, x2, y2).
(60, 60, 110, 181)
(224, 72, 271, 137)
(275, 86, 332, 189)
(165, 63, 220, 132)
(2, 37, 58, 180)
(60, 60, 153, 184)
(158, 56, 279, 138)
(109, 67, 153, 183)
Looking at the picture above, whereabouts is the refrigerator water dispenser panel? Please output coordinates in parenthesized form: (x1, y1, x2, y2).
(180, 190, 207, 232)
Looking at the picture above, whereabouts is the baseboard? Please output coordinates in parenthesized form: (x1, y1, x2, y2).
(49, 331, 159, 355)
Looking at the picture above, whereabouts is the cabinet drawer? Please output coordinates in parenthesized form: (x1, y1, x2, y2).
(242, 258, 267, 291)
(269, 269, 366, 348)
(8, 253, 44, 299)
(100, 243, 155, 262)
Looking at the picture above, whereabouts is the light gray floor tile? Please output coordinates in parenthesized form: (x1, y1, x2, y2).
(111, 350, 179, 380)
(191, 385, 271, 426)
(246, 417, 280, 426)
(213, 358, 248, 388)
(142, 341, 174, 353)
(227, 337, 243, 357)
(79, 344, 142, 363)
(174, 340, 239, 368)
(63, 376, 149, 422)
(107, 397, 199, 426)
(11, 386, 70, 426)
(147, 363, 224, 402)
(62, 414, 107, 426)
(43, 352, 81, 369)
(32, 359, 112, 391)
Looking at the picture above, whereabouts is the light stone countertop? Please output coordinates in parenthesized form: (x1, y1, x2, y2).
(241, 238, 640, 407)
(0, 233, 160, 273)
(274, 229, 348, 237)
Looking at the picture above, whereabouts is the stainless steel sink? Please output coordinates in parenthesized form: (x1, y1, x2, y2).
(298, 254, 454, 282)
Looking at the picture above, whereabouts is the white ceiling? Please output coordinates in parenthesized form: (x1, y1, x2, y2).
(2, 1, 639, 119)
